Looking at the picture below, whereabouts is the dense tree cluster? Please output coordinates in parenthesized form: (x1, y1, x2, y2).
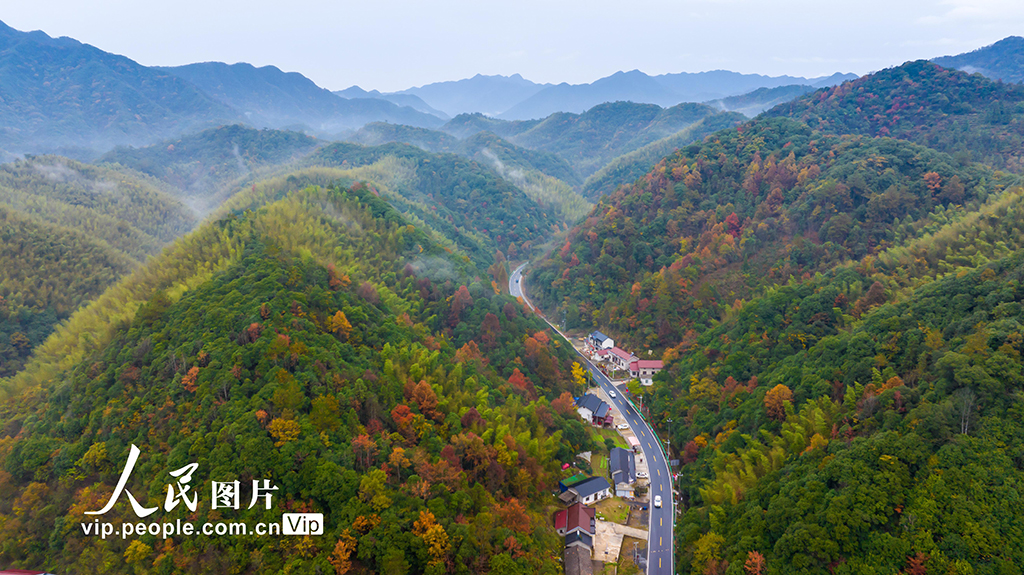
(533, 116, 1010, 351)
(0, 156, 197, 376)
(0, 183, 593, 573)
(766, 60, 1024, 172)
(100, 124, 320, 201)
(659, 251, 1024, 574)
(308, 141, 562, 266)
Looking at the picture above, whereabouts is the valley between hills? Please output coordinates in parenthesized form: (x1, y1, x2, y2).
(1, 18, 1024, 575)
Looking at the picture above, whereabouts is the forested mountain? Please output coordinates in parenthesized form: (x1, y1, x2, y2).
(0, 181, 592, 573)
(661, 219, 1024, 573)
(347, 124, 591, 225)
(439, 114, 535, 140)
(459, 131, 581, 187)
(0, 206, 135, 377)
(0, 156, 197, 376)
(765, 60, 1024, 171)
(99, 125, 321, 213)
(444, 101, 723, 181)
(334, 86, 449, 120)
(351, 122, 580, 186)
(531, 116, 1010, 350)
(523, 52, 1024, 575)
(580, 112, 746, 199)
(0, 21, 238, 157)
(161, 62, 444, 132)
(933, 36, 1024, 84)
(349, 123, 462, 154)
(304, 142, 565, 266)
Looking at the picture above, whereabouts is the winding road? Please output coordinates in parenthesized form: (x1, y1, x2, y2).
(510, 262, 674, 575)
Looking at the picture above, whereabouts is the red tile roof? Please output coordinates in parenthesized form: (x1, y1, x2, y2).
(554, 509, 567, 530)
(566, 502, 596, 534)
(629, 359, 663, 370)
(609, 347, 634, 361)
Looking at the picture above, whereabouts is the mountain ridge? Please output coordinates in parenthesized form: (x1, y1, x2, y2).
(0, 20, 239, 156)
(160, 61, 445, 133)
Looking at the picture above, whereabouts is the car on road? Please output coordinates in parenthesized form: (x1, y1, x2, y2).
(636, 471, 649, 479)
(616, 423, 630, 430)
(608, 390, 617, 398)
(654, 495, 662, 508)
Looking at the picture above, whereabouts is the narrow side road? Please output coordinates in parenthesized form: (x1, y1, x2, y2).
(509, 262, 674, 575)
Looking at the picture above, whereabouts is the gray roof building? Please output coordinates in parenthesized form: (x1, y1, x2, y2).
(609, 447, 636, 486)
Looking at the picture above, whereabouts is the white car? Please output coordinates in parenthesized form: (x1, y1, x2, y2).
(636, 471, 649, 479)
(608, 390, 617, 398)
(615, 423, 630, 431)
(654, 495, 662, 508)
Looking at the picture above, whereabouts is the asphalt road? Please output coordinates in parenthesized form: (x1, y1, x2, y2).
(509, 262, 674, 575)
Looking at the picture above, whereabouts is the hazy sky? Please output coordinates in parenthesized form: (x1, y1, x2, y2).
(4, 0, 1024, 92)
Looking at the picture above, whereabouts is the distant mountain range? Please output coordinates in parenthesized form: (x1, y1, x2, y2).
(333, 86, 450, 119)
(390, 73, 552, 117)
(0, 21, 238, 157)
(159, 62, 444, 132)
(3, 15, 1023, 161)
(933, 36, 1024, 85)
(382, 70, 857, 121)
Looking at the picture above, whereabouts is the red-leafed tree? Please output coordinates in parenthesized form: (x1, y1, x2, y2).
(448, 285, 473, 327)
(551, 391, 575, 416)
(904, 553, 928, 575)
(412, 380, 441, 421)
(391, 404, 414, 428)
(725, 212, 742, 237)
(508, 368, 533, 397)
(454, 340, 487, 365)
(351, 434, 377, 471)
(495, 498, 531, 533)
(480, 313, 501, 349)
(460, 407, 483, 430)
(744, 551, 765, 575)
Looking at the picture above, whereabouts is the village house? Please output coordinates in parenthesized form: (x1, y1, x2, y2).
(565, 531, 594, 552)
(606, 347, 637, 371)
(559, 476, 612, 505)
(576, 394, 613, 427)
(554, 502, 597, 537)
(629, 359, 664, 385)
(587, 331, 614, 351)
(609, 447, 636, 497)
(564, 545, 594, 575)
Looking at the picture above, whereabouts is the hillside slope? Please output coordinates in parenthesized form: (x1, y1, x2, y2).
(656, 195, 1024, 574)
(765, 60, 1024, 171)
(0, 182, 589, 573)
(581, 112, 746, 199)
(0, 155, 197, 375)
(305, 142, 564, 266)
(99, 125, 321, 213)
(532, 116, 1010, 350)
